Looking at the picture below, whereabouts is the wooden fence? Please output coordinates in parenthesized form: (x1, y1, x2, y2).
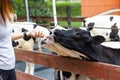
(17, 16, 85, 27)
(17, 16, 86, 22)
(15, 48, 120, 80)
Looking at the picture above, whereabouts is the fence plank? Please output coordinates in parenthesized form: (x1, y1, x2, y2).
(16, 70, 46, 80)
(14, 48, 120, 80)
(17, 16, 86, 22)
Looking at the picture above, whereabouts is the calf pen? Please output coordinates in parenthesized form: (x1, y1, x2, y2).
(15, 48, 120, 80)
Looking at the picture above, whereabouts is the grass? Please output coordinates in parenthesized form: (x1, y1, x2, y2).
(58, 21, 82, 28)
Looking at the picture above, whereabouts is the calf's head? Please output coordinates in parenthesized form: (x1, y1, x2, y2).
(53, 28, 105, 52)
(42, 28, 105, 60)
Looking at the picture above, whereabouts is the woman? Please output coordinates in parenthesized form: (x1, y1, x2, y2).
(0, 0, 44, 80)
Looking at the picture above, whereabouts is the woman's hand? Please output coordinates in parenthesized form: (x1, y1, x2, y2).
(27, 30, 44, 38)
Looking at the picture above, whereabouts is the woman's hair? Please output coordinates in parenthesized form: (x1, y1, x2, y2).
(0, 0, 14, 24)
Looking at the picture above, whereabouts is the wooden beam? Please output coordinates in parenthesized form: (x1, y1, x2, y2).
(14, 48, 120, 80)
(17, 16, 86, 22)
(16, 70, 46, 80)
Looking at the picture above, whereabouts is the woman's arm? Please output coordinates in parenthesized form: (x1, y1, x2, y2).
(12, 32, 24, 40)
(12, 30, 44, 40)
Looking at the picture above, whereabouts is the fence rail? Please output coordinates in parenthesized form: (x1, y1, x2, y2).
(15, 48, 120, 80)
(17, 16, 86, 22)
(16, 70, 46, 80)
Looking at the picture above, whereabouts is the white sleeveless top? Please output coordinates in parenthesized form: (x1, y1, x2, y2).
(0, 14, 15, 70)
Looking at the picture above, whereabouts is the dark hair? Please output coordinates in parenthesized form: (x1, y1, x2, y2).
(0, 0, 14, 24)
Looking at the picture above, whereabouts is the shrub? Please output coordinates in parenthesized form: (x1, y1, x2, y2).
(46, 1, 81, 17)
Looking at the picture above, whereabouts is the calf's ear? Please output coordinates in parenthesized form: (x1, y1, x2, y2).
(92, 36, 105, 45)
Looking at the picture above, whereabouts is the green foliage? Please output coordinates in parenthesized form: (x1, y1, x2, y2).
(46, 1, 81, 17)
(12, 0, 81, 27)
(12, 0, 26, 17)
(28, 0, 52, 16)
(12, 0, 81, 17)
(70, 2, 81, 16)
(12, 0, 51, 17)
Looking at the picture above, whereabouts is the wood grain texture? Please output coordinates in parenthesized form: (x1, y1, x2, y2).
(14, 48, 120, 80)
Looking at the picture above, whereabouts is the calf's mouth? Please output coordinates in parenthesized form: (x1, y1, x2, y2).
(41, 34, 89, 59)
